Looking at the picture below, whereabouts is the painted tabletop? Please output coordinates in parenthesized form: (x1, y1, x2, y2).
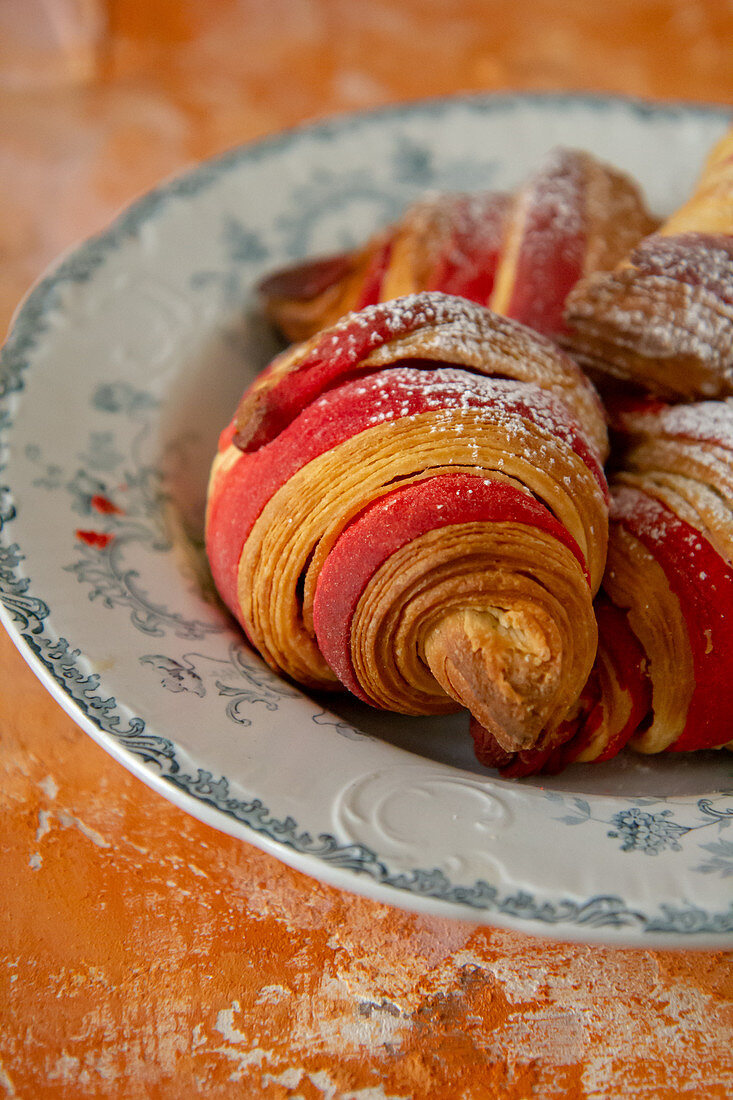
(1, 2, 732, 1097)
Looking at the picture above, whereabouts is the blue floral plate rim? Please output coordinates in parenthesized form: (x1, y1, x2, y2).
(1, 91, 732, 945)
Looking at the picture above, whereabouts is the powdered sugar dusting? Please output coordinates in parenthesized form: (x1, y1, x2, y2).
(612, 397, 733, 564)
(564, 233, 733, 397)
(618, 397, 733, 451)
(358, 294, 606, 458)
(238, 290, 607, 459)
(633, 232, 733, 305)
(514, 148, 586, 258)
(612, 485, 696, 553)
(404, 190, 511, 282)
(314, 364, 604, 482)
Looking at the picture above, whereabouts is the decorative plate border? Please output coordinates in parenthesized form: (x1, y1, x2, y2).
(2, 92, 733, 944)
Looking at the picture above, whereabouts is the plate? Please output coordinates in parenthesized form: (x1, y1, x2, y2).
(2, 92, 733, 946)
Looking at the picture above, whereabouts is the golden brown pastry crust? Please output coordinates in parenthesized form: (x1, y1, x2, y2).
(474, 397, 733, 774)
(563, 232, 733, 399)
(206, 293, 609, 754)
(563, 125, 733, 400)
(258, 147, 656, 344)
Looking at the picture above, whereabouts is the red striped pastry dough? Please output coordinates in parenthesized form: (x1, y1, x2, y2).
(478, 398, 733, 774)
(206, 292, 609, 754)
(259, 148, 656, 343)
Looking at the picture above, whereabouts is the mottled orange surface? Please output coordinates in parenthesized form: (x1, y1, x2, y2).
(2, 2, 733, 1097)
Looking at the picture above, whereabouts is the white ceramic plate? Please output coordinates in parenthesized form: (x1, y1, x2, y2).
(2, 93, 733, 946)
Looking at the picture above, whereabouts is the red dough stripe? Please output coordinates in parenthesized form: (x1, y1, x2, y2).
(207, 367, 602, 621)
(354, 238, 393, 310)
(237, 294, 478, 451)
(579, 598, 652, 762)
(425, 194, 510, 303)
(548, 598, 651, 771)
(502, 153, 587, 335)
(313, 473, 588, 704)
(235, 292, 594, 454)
(613, 486, 733, 752)
(257, 252, 354, 303)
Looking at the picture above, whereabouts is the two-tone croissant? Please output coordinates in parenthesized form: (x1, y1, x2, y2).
(474, 127, 733, 775)
(259, 147, 657, 343)
(209, 128, 733, 775)
(206, 293, 609, 754)
(477, 399, 733, 774)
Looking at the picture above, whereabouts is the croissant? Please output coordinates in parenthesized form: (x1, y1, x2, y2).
(206, 292, 609, 753)
(258, 191, 510, 344)
(259, 148, 657, 343)
(563, 125, 733, 400)
(475, 397, 733, 775)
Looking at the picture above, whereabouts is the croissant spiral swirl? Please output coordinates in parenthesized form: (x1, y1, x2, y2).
(477, 398, 733, 774)
(206, 292, 609, 753)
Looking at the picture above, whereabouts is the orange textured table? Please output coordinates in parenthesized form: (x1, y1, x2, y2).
(2, 3, 733, 1097)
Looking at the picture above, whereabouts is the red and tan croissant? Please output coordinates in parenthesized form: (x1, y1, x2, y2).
(475, 398, 733, 774)
(563, 125, 733, 399)
(259, 148, 657, 343)
(206, 292, 609, 754)
(481, 127, 733, 775)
